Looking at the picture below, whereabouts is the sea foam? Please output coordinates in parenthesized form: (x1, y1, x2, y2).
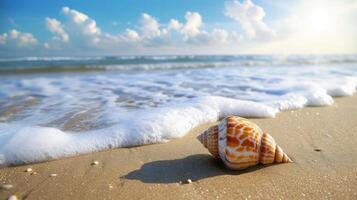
(0, 97, 275, 165)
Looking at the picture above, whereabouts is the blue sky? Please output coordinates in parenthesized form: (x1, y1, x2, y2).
(0, 0, 356, 56)
(0, 1, 229, 36)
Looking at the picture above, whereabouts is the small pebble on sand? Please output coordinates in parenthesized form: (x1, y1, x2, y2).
(1, 184, 13, 190)
(91, 161, 99, 165)
(314, 148, 322, 152)
(31, 172, 38, 175)
(186, 179, 193, 184)
(50, 173, 58, 177)
(7, 195, 18, 200)
(25, 168, 33, 172)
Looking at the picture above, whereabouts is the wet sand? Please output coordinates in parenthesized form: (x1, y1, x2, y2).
(1, 96, 357, 200)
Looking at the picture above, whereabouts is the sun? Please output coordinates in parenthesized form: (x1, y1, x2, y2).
(296, 0, 339, 37)
(306, 8, 329, 33)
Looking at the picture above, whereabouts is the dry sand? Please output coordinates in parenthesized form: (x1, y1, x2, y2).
(1, 96, 357, 200)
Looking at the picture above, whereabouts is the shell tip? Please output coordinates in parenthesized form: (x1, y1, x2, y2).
(283, 153, 293, 163)
(196, 134, 200, 141)
(196, 133, 204, 144)
(287, 157, 293, 163)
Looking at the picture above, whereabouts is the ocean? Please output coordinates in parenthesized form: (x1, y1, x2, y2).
(0, 54, 356, 165)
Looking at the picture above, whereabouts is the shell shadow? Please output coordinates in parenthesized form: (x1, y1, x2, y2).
(121, 154, 268, 184)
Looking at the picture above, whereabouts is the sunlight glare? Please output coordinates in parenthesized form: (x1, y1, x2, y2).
(306, 8, 329, 32)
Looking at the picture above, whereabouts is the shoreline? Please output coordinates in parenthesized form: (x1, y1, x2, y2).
(1, 96, 357, 199)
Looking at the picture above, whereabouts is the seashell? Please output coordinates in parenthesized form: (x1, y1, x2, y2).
(197, 116, 292, 170)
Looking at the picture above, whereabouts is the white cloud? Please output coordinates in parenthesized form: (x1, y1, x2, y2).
(211, 29, 229, 43)
(0, 33, 7, 44)
(225, 0, 275, 39)
(9, 29, 19, 39)
(184, 29, 236, 45)
(139, 13, 161, 38)
(43, 42, 50, 49)
(46, 17, 69, 42)
(167, 19, 182, 31)
(18, 33, 37, 46)
(0, 29, 38, 47)
(181, 12, 202, 38)
(38, 7, 242, 53)
(62, 7, 101, 44)
(123, 28, 141, 42)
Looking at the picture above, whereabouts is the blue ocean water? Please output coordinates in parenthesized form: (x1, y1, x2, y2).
(1, 54, 357, 72)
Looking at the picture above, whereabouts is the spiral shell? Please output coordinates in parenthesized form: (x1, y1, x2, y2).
(197, 116, 292, 170)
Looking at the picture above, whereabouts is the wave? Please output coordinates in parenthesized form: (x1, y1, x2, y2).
(1, 54, 357, 62)
(1, 54, 357, 74)
(0, 62, 252, 74)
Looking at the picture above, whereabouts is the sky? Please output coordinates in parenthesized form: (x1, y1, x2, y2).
(0, 0, 357, 56)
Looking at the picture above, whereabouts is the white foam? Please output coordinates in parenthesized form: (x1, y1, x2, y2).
(0, 97, 275, 165)
(326, 77, 357, 97)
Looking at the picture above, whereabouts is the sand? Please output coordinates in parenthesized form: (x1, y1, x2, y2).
(1, 96, 357, 200)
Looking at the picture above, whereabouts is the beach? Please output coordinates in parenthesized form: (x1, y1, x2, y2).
(1, 95, 356, 200)
(1, 0, 357, 199)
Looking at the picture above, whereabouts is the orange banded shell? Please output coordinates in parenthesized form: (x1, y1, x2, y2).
(197, 116, 292, 170)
